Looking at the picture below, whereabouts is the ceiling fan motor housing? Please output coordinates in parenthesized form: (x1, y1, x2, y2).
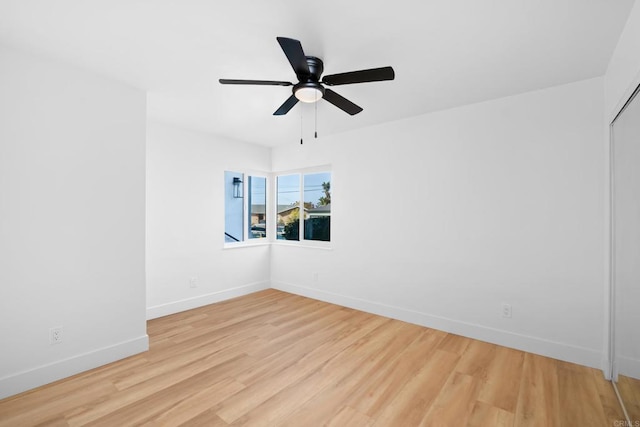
(303, 56, 324, 81)
(293, 57, 325, 102)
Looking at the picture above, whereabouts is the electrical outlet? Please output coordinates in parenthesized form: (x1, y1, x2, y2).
(502, 303, 512, 318)
(50, 327, 63, 345)
(189, 277, 198, 288)
(312, 272, 319, 283)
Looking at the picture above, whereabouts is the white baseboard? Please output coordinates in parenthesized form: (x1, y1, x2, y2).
(271, 281, 603, 370)
(618, 355, 640, 380)
(146, 281, 270, 320)
(602, 357, 613, 380)
(0, 335, 148, 400)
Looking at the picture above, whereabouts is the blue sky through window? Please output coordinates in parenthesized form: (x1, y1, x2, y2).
(277, 172, 331, 207)
(277, 174, 299, 206)
(304, 172, 331, 205)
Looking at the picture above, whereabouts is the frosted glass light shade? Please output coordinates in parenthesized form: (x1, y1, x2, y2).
(295, 87, 323, 103)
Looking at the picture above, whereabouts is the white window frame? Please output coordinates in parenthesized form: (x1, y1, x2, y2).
(271, 165, 333, 249)
(224, 169, 269, 248)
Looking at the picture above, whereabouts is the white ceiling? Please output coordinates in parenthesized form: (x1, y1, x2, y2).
(0, 0, 635, 147)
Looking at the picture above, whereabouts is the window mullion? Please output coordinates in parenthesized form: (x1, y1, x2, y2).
(299, 173, 304, 241)
(244, 176, 248, 241)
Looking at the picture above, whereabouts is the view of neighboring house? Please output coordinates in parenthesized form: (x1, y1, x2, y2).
(250, 204, 327, 225)
(243, 204, 330, 240)
(277, 204, 308, 225)
(307, 203, 331, 218)
(250, 204, 266, 225)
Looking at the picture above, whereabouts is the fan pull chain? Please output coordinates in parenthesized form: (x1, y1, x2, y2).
(314, 92, 318, 139)
(300, 107, 303, 145)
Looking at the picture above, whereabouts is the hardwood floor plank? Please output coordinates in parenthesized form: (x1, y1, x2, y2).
(454, 339, 498, 381)
(274, 319, 418, 426)
(326, 405, 375, 427)
(141, 377, 245, 426)
(174, 409, 229, 427)
(557, 360, 608, 427)
(593, 370, 627, 426)
(437, 333, 473, 356)
(228, 314, 393, 425)
(372, 349, 460, 426)
(514, 353, 562, 426)
(347, 327, 447, 418)
(618, 374, 640, 422)
(0, 290, 624, 427)
(168, 298, 304, 346)
(233, 307, 355, 385)
(0, 356, 145, 420)
(421, 371, 484, 426)
(228, 367, 334, 426)
(64, 353, 254, 426)
(219, 317, 398, 424)
(77, 373, 243, 426)
(33, 418, 69, 427)
(0, 380, 118, 427)
(477, 346, 525, 413)
(467, 400, 515, 427)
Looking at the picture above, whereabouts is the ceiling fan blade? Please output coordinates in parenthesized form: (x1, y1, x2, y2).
(277, 37, 310, 78)
(323, 89, 363, 115)
(273, 95, 299, 116)
(219, 79, 292, 86)
(322, 66, 395, 86)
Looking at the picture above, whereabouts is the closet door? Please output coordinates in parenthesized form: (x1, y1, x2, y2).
(612, 85, 640, 422)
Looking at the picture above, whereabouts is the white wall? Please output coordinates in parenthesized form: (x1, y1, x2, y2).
(146, 121, 271, 319)
(605, 0, 640, 379)
(611, 93, 640, 379)
(271, 77, 606, 369)
(605, 0, 640, 120)
(0, 45, 147, 399)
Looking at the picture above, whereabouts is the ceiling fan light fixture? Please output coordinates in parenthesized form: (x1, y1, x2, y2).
(293, 82, 325, 103)
(220, 37, 394, 116)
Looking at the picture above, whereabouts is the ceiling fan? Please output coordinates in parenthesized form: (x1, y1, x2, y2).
(219, 37, 395, 116)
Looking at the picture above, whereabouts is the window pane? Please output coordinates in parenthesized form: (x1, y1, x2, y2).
(304, 172, 331, 241)
(248, 176, 266, 239)
(277, 174, 300, 241)
(224, 171, 243, 243)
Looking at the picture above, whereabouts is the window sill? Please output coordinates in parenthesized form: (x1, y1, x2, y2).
(271, 241, 333, 250)
(223, 240, 270, 250)
(223, 240, 333, 251)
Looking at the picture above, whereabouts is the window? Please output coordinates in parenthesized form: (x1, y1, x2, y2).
(248, 176, 266, 239)
(276, 170, 331, 242)
(277, 174, 300, 240)
(304, 172, 331, 242)
(224, 171, 267, 243)
(225, 171, 243, 243)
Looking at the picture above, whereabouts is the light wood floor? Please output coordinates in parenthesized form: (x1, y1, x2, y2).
(617, 375, 640, 423)
(0, 289, 624, 426)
